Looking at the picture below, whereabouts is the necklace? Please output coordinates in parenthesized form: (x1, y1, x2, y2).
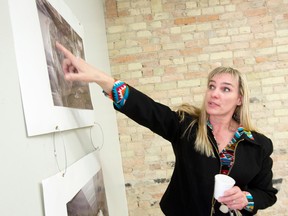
(214, 135, 230, 148)
(216, 140, 230, 146)
(207, 120, 237, 148)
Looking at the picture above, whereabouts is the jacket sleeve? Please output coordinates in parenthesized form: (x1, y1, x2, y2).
(245, 136, 277, 214)
(114, 86, 182, 143)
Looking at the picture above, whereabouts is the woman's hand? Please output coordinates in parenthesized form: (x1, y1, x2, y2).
(218, 186, 248, 210)
(55, 42, 114, 93)
(55, 42, 98, 83)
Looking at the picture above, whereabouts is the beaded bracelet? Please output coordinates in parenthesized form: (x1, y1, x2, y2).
(103, 80, 129, 108)
(243, 191, 254, 212)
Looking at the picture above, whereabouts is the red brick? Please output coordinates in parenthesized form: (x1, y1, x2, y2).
(112, 55, 136, 63)
(105, 0, 118, 18)
(174, 17, 196, 25)
(244, 8, 268, 17)
(197, 15, 219, 22)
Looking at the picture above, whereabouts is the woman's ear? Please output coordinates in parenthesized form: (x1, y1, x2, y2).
(237, 95, 242, 106)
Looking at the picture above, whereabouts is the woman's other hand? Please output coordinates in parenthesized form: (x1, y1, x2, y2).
(218, 186, 248, 210)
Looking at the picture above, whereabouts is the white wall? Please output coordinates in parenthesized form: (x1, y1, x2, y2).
(0, 0, 128, 215)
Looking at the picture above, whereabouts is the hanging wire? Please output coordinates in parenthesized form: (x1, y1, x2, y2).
(53, 126, 67, 177)
(89, 122, 104, 151)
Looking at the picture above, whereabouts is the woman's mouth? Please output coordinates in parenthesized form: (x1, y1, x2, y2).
(208, 101, 219, 107)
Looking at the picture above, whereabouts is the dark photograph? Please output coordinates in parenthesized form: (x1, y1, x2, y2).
(36, 0, 93, 110)
(66, 169, 109, 216)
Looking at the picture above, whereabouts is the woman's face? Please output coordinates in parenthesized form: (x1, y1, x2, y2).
(205, 73, 242, 119)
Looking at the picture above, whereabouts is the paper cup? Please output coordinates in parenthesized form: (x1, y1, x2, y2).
(214, 174, 235, 200)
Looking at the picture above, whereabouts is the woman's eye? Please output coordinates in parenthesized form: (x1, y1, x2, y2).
(208, 84, 215, 90)
(223, 87, 230, 92)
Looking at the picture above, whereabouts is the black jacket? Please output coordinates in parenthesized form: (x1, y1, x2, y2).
(116, 86, 277, 216)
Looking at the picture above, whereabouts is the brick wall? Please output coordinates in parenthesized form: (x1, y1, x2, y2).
(103, 0, 288, 215)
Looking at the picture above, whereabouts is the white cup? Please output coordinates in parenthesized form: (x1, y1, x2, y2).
(214, 174, 235, 200)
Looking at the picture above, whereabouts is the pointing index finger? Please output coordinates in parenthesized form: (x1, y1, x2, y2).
(55, 42, 76, 61)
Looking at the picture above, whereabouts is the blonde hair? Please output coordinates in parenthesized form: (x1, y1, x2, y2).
(177, 67, 257, 157)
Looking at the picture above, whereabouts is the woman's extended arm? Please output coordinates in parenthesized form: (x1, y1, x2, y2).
(55, 42, 114, 93)
(56, 42, 182, 142)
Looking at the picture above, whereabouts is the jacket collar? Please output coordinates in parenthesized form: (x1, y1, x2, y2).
(239, 130, 260, 145)
(207, 120, 259, 146)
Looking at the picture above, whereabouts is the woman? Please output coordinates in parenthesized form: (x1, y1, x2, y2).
(56, 42, 277, 215)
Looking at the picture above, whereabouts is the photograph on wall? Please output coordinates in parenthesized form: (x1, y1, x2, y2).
(42, 152, 109, 216)
(66, 169, 109, 216)
(36, 0, 93, 110)
(9, 0, 95, 136)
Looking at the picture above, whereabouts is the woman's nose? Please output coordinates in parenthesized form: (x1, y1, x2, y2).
(211, 88, 219, 98)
